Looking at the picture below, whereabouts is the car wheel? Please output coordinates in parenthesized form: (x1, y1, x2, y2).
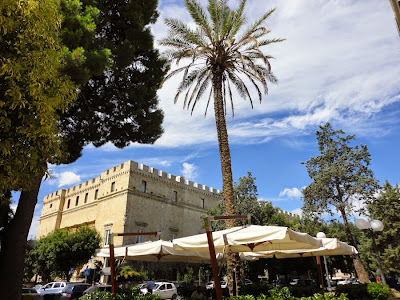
(171, 294, 177, 300)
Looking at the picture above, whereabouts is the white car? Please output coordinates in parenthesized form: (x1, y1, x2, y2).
(337, 278, 359, 285)
(141, 282, 177, 300)
(36, 282, 67, 295)
(206, 280, 227, 289)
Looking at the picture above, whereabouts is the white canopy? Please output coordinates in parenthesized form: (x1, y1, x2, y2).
(242, 237, 358, 259)
(172, 225, 323, 253)
(96, 240, 212, 263)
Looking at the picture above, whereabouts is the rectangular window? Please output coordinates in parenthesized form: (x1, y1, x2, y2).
(141, 181, 147, 193)
(201, 198, 205, 208)
(95, 189, 99, 199)
(173, 191, 177, 201)
(67, 199, 71, 209)
(50, 203, 53, 208)
(104, 229, 111, 245)
(111, 182, 115, 192)
(84, 193, 88, 203)
(136, 230, 144, 243)
(75, 196, 79, 206)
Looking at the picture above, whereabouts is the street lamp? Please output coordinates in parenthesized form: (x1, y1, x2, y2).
(355, 217, 386, 285)
(316, 232, 332, 292)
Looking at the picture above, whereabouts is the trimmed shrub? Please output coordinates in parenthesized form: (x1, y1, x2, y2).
(335, 283, 393, 300)
(367, 282, 392, 300)
(288, 286, 319, 298)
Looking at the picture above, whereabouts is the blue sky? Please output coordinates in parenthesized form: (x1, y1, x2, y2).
(18, 0, 400, 238)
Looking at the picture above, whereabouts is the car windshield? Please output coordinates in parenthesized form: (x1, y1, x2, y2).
(62, 285, 74, 293)
(84, 286, 96, 293)
(153, 284, 161, 289)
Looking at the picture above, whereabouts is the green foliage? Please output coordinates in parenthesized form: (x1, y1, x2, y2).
(367, 282, 392, 300)
(0, 0, 78, 190)
(26, 226, 101, 280)
(116, 263, 147, 282)
(334, 283, 392, 300)
(225, 289, 349, 300)
(80, 287, 161, 300)
(365, 181, 400, 275)
(266, 287, 296, 300)
(302, 123, 378, 220)
(59, 0, 166, 164)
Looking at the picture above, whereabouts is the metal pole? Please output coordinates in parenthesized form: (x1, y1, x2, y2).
(109, 231, 159, 297)
(322, 256, 332, 291)
(370, 230, 387, 285)
(205, 218, 222, 300)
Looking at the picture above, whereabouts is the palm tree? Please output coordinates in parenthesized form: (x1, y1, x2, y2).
(159, 0, 283, 294)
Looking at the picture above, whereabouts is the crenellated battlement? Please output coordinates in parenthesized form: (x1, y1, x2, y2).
(125, 160, 221, 195)
(42, 160, 221, 201)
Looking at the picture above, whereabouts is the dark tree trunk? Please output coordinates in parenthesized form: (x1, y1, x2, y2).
(0, 174, 43, 300)
(339, 208, 369, 283)
(212, 68, 239, 296)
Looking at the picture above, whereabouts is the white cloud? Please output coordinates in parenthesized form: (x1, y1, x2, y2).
(181, 162, 198, 181)
(139, 0, 400, 149)
(279, 187, 303, 198)
(56, 171, 81, 187)
(291, 208, 303, 218)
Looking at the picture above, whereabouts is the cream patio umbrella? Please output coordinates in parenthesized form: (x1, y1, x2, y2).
(96, 240, 258, 262)
(241, 237, 358, 259)
(172, 225, 323, 253)
(96, 240, 213, 263)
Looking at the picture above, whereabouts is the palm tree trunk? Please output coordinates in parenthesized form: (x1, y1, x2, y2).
(339, 208, 370, 283)
(212, 69, 240, 296)
(212, 70, 235, 226)
(0, 172, 43, 300)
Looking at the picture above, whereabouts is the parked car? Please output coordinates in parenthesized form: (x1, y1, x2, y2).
(245, 279, 253, 285)
(337, 278, 359, 285)
(140, 282, 177, 300)
(36, 282, 67, 295)
(289, 279, 299, 286)
(206, 281, 215, 289)
(60, 283, 90, 300)
(82, 284, 112, 296)
(21, 288, 41, 300)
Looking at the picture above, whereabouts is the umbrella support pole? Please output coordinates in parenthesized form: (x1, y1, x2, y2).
(108, 231, 159, 297)
(205, 215, 251, 300)
(316, 256, 325, 293)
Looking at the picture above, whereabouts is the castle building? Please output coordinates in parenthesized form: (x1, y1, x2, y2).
(37, 160, 222, 247)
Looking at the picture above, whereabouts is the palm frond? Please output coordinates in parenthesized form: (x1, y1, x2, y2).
(229, 0, 247, 39)
(164, 18, 206, 47)
(204, 86, 213, 117)
(236, 8, 276, 46)
(185, 0, 213, 41)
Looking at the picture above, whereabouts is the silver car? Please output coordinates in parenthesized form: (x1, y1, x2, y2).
(141, 282, 177, 300)
(36, 282, 67, 295)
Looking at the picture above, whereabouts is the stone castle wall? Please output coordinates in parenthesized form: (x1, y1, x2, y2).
(37, 160, 222, 246)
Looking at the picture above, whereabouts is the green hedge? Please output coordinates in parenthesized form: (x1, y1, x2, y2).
(335, 283, 392, 300)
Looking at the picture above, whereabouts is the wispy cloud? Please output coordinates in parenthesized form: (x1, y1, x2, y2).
(279, 187, 303, 198)
(48, 171, 81, 187)
(180, 162, 198, 181)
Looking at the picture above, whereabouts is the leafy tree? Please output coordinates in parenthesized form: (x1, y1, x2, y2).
(160, 0, 283, 293)
(1, 0, 166, 297)
(302, 123, 379, 283)
(363, 181, 400, 276)
(0, 0, 77, 298)
(25, 226, 101, 281)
